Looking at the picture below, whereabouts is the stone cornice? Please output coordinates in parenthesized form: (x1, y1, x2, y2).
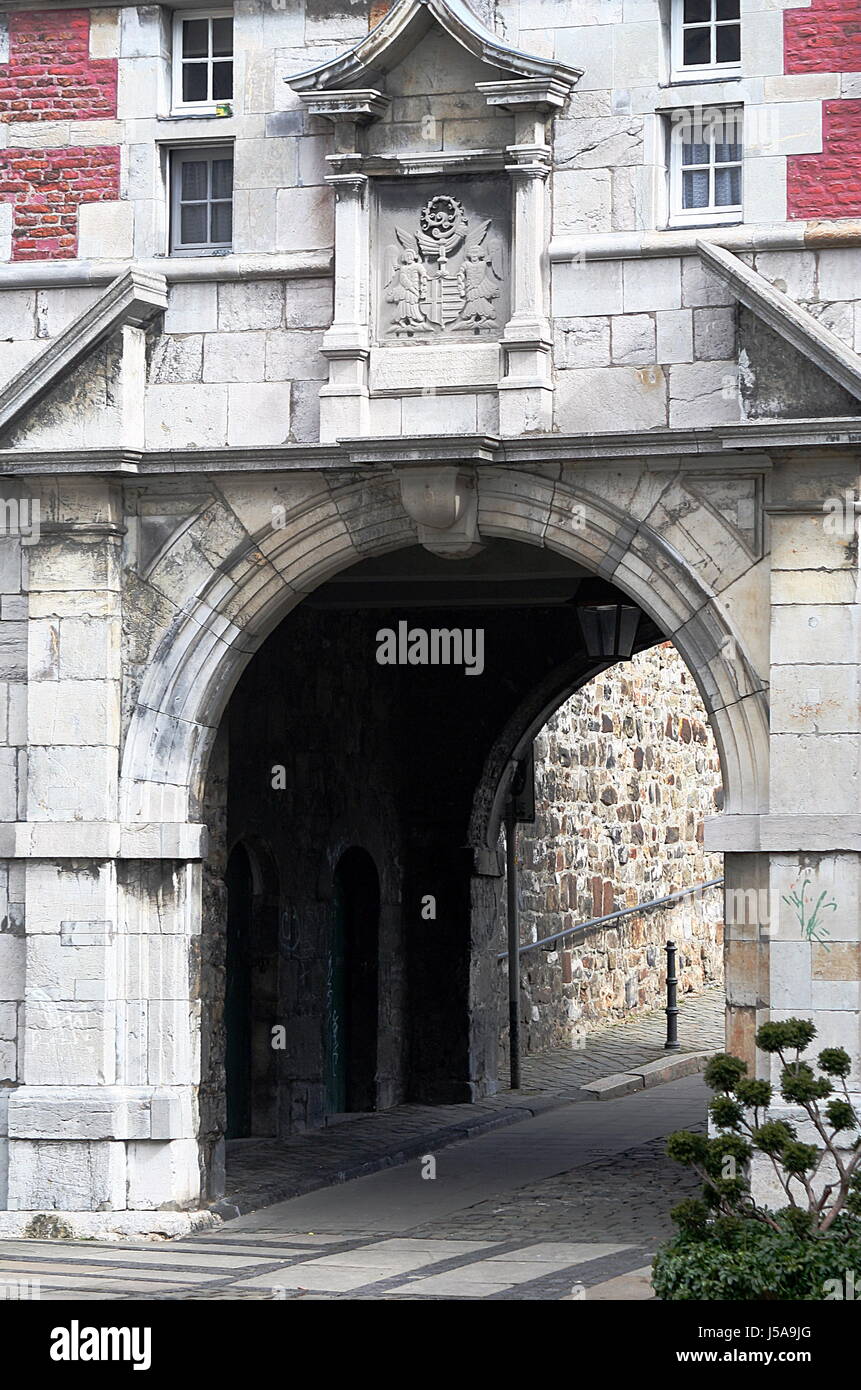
(698, 240, 861, 406)
(0, 251, 333, 292)
(549, 219, 861, 264)
(3, 420, 861, 477)
(299, 89, 391, 124)
(705, 815, 861, 854)
(0, 821, 209, 860)
(477, 78, 572, 113)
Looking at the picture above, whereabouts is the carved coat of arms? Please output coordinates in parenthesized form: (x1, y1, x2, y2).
(382, 195, 504, 337)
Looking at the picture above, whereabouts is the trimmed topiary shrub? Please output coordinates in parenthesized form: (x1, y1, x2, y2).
(653, 1018, 861, 1300)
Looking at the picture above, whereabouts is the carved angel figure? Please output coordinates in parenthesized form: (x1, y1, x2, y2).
(453, 250, 501, 328)
(383, 248, 431, 331)
(452, 228, 503, 331)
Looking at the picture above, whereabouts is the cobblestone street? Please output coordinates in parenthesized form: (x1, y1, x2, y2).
(0, 991, 719, 1301)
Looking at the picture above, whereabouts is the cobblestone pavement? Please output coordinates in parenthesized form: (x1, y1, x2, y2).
(0, 991, 720, 1302)
(219, 985, 723, 1215)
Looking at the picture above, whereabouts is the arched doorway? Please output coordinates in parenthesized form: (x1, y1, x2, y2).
(118, 467, 771, 1187)
(326, 847, 381, 1115)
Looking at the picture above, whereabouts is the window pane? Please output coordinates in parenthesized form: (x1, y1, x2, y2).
(682, 137, 709, 166)
(717, 0, 740, 18)
(212, 60, 233, 100)
(181, 203, 208, 245)
(182, 63, 208, 104)
(180, 159, 208, 201)
(683, 27, 711, 65)
(714, 120, 742, 161)
(182, 18, 208, 59)
(716, 24, 741, 63)
(211, 200, 232, 244)
(683, 169, 711, 209)
(714, 165, 741, 206)
(211, 157, 233, 200)
(684, 0, 710, 21)
(212, 17, 233, 56)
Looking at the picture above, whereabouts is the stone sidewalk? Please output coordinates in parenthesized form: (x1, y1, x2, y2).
(217, 986, 723, 1218)
(0, 1070, 708, 1300)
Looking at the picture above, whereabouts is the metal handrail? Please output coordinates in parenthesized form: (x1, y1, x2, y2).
(496, 876, 725, 961)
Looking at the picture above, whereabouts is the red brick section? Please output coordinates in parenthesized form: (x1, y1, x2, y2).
(0, 9, 117, 122)
(0, 12, 120, 259)
(784, 2, 861, 220)
(0, 145, 121, 259)
(788, 98, 861, 219)
(784, 0, 861, 74)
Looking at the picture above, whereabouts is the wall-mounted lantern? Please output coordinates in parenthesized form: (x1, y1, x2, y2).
(577, 602, 641, 661)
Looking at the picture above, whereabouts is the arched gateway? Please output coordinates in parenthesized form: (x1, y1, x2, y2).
(0, 0, 859, 1236)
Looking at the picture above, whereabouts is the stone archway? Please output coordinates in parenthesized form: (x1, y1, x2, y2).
(2, 461, 773, 1236)
(117, 464, 767, 1127)
(119, 467, 769, 832)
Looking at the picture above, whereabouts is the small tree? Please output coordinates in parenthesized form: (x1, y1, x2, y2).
(667, 1018, 861, 1235)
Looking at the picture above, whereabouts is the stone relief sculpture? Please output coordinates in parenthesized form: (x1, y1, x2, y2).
(382, 194, 504, 338)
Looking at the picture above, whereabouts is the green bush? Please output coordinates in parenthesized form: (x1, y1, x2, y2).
(652, 1210, 861, 1301)
(653, 1017, 861, 1299)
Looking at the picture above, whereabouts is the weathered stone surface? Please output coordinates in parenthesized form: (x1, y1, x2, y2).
(217, 282, 284, 333)
(556, 364, 667, 432)
(512, 645, 722, 1054)
(553, 317, 611, 369)
(668, 362, 740, 428)
(203, 332, 268, 384)
(611, 313, 654, 365)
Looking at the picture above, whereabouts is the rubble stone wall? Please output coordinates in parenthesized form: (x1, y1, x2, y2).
(511, 642, 724, 1057)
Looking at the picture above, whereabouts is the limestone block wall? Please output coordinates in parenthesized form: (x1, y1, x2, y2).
(0, 2, 855, 448)
(551, 245, 861, 435)
(512, 642, 723, 1056)
(0, 515, 27, 1208)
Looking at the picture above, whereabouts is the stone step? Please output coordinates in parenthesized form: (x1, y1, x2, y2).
(580, 1050, 714, 1100)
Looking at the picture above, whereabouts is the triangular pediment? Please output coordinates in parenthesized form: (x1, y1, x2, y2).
(698, 241, 861, 412)
(0, 270, 166, 449)
(288, 0, 580, 93)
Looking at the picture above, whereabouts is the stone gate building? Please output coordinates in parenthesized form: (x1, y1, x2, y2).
(0, 0, 859, 1235)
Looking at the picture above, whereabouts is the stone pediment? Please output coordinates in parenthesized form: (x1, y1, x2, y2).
(0, 271, 167, 450)
(287, 0, 580, 95)
(698, 243, 861, 411)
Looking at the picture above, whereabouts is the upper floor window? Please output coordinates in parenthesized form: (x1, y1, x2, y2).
(669, 107, 742, 226)
(170, 146, 233, 254)
(172, 9, 233, 113)
(672, 0, 741, 80)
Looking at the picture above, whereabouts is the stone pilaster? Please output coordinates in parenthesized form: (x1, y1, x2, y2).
(1, 481, 204, 1234)
(479, 81, 571, 435)
(299, 91, 390, 443)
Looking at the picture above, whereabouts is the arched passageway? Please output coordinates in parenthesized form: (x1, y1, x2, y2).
(208, 536, 727, 1144)
(102, 464, 777, 1217)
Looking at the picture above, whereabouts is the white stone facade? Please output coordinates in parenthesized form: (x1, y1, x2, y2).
(0, 0, 858, 1233)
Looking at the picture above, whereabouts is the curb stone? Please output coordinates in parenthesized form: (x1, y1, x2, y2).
(581, 1049, 714, 1100)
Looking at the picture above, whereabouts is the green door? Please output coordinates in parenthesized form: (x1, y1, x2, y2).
(324, 872, 347, 1115)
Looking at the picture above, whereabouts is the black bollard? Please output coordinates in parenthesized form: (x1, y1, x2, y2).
(665, 939, 680, 1050)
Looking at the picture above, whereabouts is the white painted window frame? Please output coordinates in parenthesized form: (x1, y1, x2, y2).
(668, 105, 743, 228)
(171, 8, 233, 116)
(670, 0, 741, 84)
(169, 144, 234, 256)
